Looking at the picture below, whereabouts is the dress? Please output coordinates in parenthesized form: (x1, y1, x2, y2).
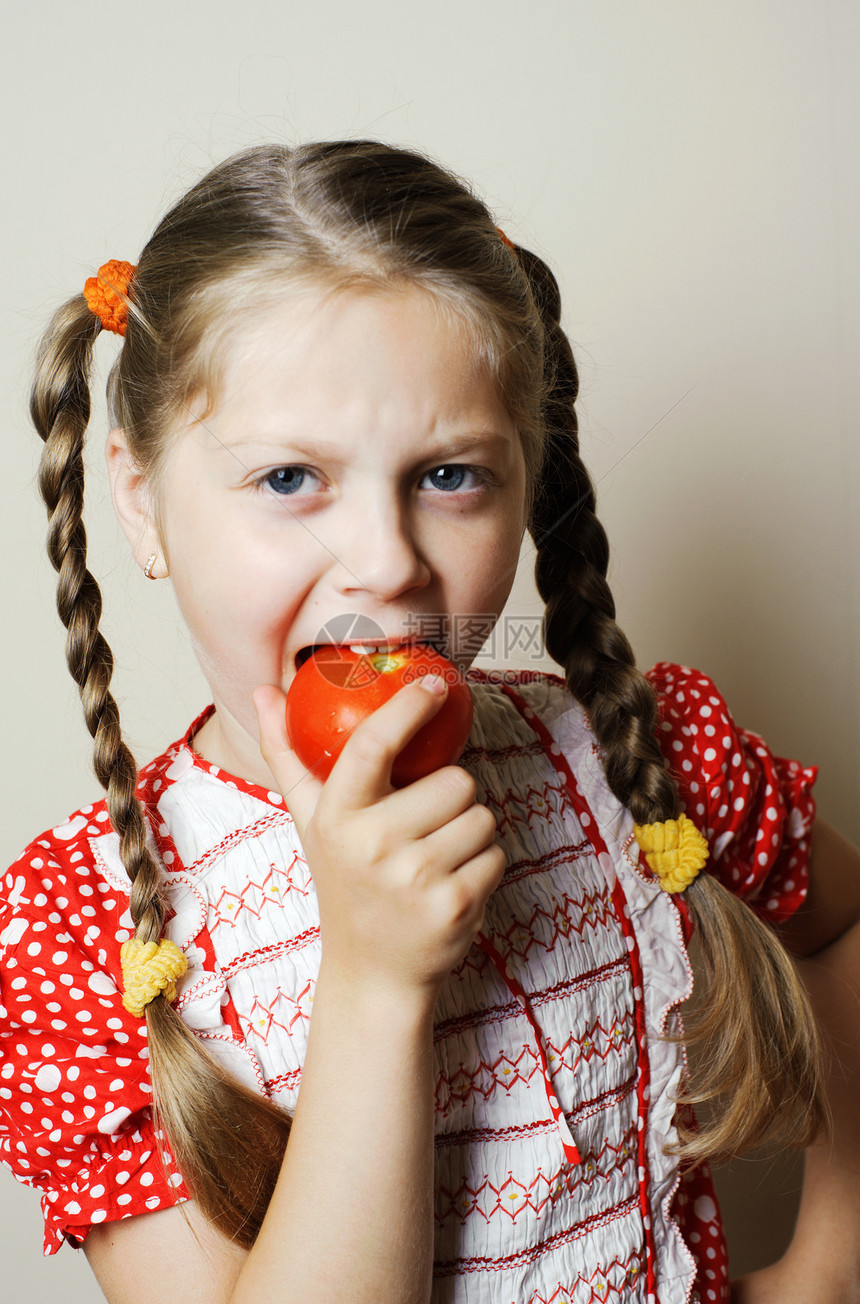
(0, 664, 816, 1304)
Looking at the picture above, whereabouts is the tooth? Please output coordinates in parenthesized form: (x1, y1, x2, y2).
(349, 643, 393, 654)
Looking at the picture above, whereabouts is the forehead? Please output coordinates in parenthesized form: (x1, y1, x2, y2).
(206, 283, 508, 432)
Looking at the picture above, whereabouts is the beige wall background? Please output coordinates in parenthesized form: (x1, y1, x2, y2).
(2, 1, 858, 1297)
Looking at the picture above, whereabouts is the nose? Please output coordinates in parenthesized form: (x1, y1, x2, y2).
(329, 497, 431, 602)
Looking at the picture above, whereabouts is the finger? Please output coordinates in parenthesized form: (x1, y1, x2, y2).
(417, 800, 502, 878)
(453, 842, 508, 912)
(330, 675, 451, 812)
(433, 841, 508, 931)
(253, 684, 325, 836)
(374, 763, 479, 843)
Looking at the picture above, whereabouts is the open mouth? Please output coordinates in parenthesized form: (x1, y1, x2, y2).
(294, 640, 446, 671)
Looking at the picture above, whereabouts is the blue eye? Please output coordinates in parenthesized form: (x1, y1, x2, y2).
(423, 465, 484, 492)
(264, 467, 314, 495)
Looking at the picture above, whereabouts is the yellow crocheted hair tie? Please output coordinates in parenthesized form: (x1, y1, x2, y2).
(632, 813, 709, 894)
(120, 937, 187, 1018)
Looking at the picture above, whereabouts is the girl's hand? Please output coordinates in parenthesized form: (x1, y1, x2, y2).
(253, 677, 505, 999)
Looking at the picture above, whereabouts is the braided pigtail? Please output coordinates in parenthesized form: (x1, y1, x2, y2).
(518, 247, 824, 1164)
(30, 298, 290, 1244)
(32, 298, 166, 952)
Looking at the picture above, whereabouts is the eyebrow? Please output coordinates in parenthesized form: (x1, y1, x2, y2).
(227, 431, 514, 460)
(409, 432, 513, 460)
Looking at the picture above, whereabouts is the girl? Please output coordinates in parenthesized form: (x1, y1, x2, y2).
(2, 141, 859, 1304)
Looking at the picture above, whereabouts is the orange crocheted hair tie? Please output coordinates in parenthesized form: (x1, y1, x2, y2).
(83, 259, 136, 336)
(496, 227, 517, 253)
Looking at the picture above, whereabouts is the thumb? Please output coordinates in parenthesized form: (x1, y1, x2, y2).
(252, 684, 324, 838)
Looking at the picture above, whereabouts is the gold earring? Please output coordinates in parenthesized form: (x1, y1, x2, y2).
(143, 554, 158, 580)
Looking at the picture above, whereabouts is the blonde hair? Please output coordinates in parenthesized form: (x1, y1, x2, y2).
(30, 141, 822, 1242)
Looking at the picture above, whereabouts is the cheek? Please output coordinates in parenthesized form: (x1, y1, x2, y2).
(484, 542, 522, 609)
(474, 520, 527, 616)
(486, 499, 527, 580)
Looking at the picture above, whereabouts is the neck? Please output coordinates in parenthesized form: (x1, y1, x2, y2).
(191, 705, 278, 791)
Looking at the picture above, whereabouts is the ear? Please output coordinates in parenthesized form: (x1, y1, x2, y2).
(106, 429, 168, 578)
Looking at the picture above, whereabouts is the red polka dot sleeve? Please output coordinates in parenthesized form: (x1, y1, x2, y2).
(646, 663, 817, 923)
(0, 809, 188, 1254)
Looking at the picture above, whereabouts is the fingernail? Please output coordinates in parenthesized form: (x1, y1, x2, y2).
(420, 674, 447, 695)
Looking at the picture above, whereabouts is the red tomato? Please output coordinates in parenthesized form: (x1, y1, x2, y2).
(285, 643, 474, 788)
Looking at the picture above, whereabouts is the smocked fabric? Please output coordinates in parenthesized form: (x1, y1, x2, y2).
(0, 665, 816, 1304)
